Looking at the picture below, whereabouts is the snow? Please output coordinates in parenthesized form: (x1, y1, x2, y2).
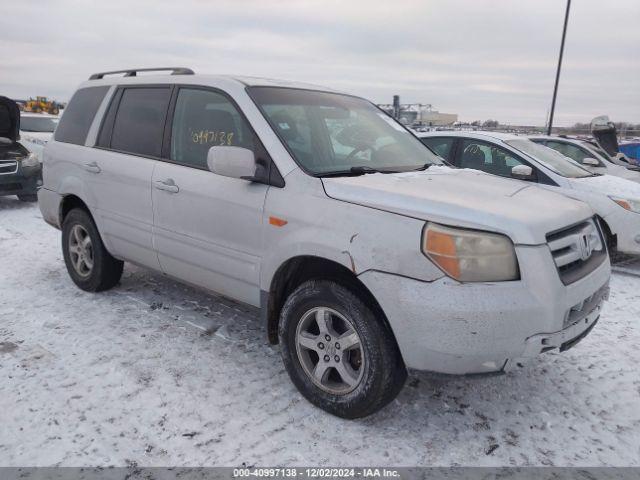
(571, 173, 640, 199)
(1, 197, 640, 467)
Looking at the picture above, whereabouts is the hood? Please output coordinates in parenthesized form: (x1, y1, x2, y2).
(591, 115, 619, 157)
(570, 173, 640, 200)
(0, 96, 20, 143)
(322, 166, 593, 245)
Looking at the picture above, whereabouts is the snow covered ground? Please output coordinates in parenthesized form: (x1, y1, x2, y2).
(1, 197, 639, 467)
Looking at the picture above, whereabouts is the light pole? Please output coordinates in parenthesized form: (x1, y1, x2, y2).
(547, 0, 571, 135)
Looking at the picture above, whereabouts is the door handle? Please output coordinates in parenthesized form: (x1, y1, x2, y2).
(84, 161, 101, 173)
(154, 179, 179, 193)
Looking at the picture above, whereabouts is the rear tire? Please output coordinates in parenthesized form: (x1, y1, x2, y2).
(17, 194, 37, 202)
(279, 280, 406, 419)
(62, 208, 123, 292)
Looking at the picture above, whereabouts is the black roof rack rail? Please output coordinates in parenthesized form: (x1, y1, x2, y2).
(89, 67, 194, 80)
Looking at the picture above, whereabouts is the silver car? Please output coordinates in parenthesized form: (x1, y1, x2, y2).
(39, 68, 610, 418)
(529, 135, 640, 183)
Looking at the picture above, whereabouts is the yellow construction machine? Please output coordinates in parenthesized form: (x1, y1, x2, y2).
(24, 96, 60, 115)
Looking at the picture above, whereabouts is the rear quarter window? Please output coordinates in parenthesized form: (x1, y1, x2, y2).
(54, 86, 109, 145)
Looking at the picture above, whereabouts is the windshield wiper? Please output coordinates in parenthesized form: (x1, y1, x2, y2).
(317, 166, 402, 177)
(349, 166, 400, 175)
(410, 163, 435, 171)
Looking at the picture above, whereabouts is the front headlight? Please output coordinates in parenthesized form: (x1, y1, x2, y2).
(609, 196, 640, 214)
(422, 223, 519, 282)
(20, 152, 39, 168)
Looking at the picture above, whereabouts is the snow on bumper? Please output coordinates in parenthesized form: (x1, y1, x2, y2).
(359, 244, 611, 374)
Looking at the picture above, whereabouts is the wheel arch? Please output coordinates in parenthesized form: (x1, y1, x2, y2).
(59, 194, 92, 225)
(262, 255, 400, 354)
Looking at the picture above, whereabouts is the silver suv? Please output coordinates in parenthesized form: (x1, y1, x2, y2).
(39, 68, 611, 418)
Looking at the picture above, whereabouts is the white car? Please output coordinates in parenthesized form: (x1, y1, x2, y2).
(529, 135, 640, 183)
(38, 68, 610, 418)
(419, 131, 640, 256)
(19, 112, 59, 162)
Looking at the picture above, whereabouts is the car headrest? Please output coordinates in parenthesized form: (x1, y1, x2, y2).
(201, 109, 238, 140)
(461, 145, 486, 169)
(270, 112, 299, 142)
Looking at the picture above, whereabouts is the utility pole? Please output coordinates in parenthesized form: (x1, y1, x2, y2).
(547, 0, 571, 135)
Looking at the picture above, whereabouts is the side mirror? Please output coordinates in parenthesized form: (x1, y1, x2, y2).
(511, 164, 534, 180)
(207, 146, 256, 180)
(582, 157, 599, 166)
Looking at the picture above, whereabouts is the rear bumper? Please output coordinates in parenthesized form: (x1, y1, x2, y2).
(37, 187, 62, 229)
(359, 244, 611, 374)
(0, 164, 41, 196)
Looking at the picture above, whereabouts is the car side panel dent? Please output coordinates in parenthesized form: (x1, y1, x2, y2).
(259, 169, 444, 292)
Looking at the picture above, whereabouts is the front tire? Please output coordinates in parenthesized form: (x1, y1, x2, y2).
(62, 208, 123, 292)
(279, 280, 406, 418)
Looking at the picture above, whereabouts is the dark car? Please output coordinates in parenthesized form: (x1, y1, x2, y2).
(0, 96, 42, 201)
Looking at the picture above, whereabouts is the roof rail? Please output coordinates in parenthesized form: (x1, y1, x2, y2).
(89, 67, 194, 80)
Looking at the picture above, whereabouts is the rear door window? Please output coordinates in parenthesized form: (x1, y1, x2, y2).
(54, 86, 109, 145)
(420, 137, 455, 160)
(169, 88, 254, 169)
(110, 87, 171, 157)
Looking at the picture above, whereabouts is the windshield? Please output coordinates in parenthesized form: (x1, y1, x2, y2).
(249, 87, 442, 175)
(505, 139, 594, 178)
(20, 116, 58, 133)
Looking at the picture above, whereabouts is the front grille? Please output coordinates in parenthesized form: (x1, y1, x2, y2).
(564, 283, 609, 328)
(0, 160, 18, 175)
(547, 218, 607, 285)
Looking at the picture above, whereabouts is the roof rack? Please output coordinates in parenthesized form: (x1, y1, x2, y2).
(89, 67, 194, 80)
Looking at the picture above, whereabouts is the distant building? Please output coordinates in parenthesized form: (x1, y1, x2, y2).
(378, 97, 458, 127)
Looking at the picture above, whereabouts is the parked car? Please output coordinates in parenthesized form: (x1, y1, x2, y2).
(39, 68, 610, 418)
(19, 112, 59, 162)
(418, 131, 640, 257)
(528, 135, 640, 182)
(0, 96, 42, 202)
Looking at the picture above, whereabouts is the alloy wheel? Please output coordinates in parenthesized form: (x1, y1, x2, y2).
(295, 307, 365, 395)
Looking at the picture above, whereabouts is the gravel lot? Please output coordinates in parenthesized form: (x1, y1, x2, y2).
(1, 197, 639, 467)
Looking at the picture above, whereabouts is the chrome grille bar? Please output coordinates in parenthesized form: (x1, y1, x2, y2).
(0, 160, 18, 175)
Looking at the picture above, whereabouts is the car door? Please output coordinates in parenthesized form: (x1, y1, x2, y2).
(544, 140, 608, 175)
(89, 85, 172, 270)
(151, 86, 269, 307)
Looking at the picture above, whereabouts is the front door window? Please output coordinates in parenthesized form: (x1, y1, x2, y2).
(459, 139, 527, 178)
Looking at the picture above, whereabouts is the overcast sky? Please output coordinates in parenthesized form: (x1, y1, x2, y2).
(1, 0, 638, 125)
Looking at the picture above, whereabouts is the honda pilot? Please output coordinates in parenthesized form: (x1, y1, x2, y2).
(38, 68, 611, 418)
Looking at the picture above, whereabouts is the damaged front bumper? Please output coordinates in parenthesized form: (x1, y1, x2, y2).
(359, 244, 611, 375)
(517, 283, 609, 360)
